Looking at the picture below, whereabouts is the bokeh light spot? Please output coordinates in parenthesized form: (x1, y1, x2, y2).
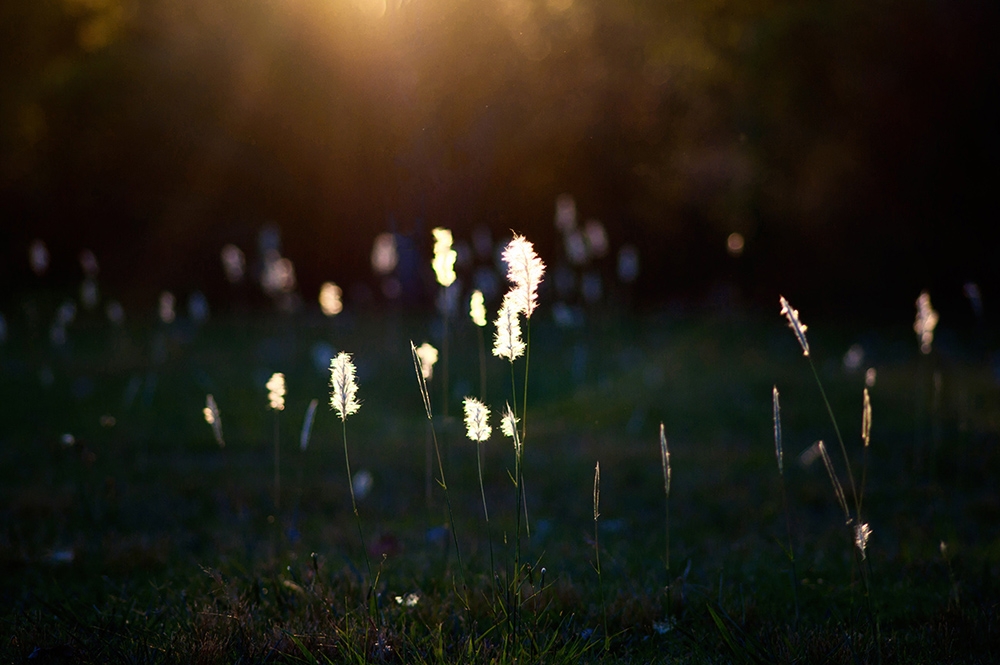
(727, 232, 745, 257)
(319, 282, 344, 316)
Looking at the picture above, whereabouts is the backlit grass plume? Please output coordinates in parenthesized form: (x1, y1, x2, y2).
(266, 373, 285, 510)
(431, 227, 456, 416)
(463, 396, 497, 601)
(330, 353, 360, 421)
(431, 227, 457, 288)
(329, 352, 374, 617)
(470, 290, 487, 328)
(502, 233, 545, 319)
(493, 293, 526, 362)
(779, 296, 809, 357)
(471, 290, 488, 398)
(462, 396, 491, 443)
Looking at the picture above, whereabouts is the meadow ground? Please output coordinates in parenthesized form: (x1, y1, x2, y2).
(1, 304, 998, 663)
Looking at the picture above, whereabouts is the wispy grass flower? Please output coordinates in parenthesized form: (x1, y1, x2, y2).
(431, 228, 456, 416)
(330, 353, 360, 421)
(779, 296, 809, 357)
(329, 352, 375, 617)
(203, 394, 224, 448)
(267, 373, 285, 510)
(462, 397, 491, 442)
(470, 290, 487, 328)
(471, 290, 488, 398)
(502, 234, 545, 318)
(431, 227, 457, 288)
(501, 405, 520, 448)
(493, 293, 526, 361)
(854, 522, 873, 560)
(267, 373, 286, 411)
(463, 396, 497, 602)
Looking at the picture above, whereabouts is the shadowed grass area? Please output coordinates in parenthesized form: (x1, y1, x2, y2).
(1, 308, 998, 663)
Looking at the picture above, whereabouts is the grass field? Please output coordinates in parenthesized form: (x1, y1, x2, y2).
(1, 302, 998, 663)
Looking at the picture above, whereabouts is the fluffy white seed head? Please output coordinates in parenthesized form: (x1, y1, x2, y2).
(462, 397, 492, 443)
(501, 403, 521, 455)
(432, 227, 457, 288)
(854, 522, 872, 559)
(330, 352, 361, 421)
(492, 293, 525, 361)
(502, 233, 545, 318)
(266, 373, 286, 411)
(779, 295, 810, 357)
(470, 290, 487, 327)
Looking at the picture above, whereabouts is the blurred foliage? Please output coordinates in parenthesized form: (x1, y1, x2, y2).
(0, 0, 996, 314)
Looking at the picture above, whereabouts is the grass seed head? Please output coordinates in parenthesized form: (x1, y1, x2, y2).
(501, 403, 521, 454)
(329, 352, 360, 421)
(492, 293, 526, 361)
(779, 295, 810, 356)
(502, 233, 545, 318)
(431, 227, 457, 288)
(266, 373, 285, 411)
(462, 396, 491, 442)
(854, 522, 872, 559)
(862, 388, 872, 448)
(470, 290, 487, 327)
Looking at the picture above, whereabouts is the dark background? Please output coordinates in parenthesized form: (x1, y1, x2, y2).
(1, 0, 996, 322)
